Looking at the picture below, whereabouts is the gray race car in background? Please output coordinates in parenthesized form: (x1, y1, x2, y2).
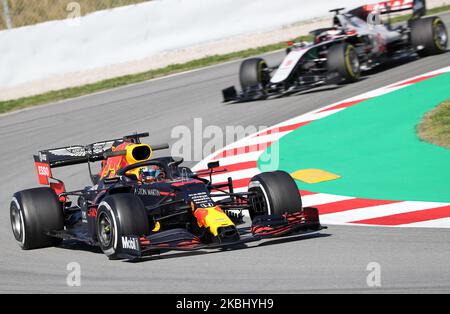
(222, 0, 448, 103)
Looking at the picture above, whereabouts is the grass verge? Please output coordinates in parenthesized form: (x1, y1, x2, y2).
(1, 4, 450, 114)
(0, 35, 311, 114)
(417, 99, 450, 149)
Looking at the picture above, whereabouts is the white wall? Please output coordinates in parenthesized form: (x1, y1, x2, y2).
(0, 0, 423, 88)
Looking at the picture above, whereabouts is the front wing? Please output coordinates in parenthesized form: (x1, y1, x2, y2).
(222, 72, 340, 103)
(118, 208, 327, 260)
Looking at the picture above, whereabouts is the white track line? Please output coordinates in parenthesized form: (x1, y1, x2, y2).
(399, 217, 450, 228)
(302, 194, 355, 207)
(212, 152, 263, 168)
(209, 168, 260, 184)
(320, 201, 450, 224)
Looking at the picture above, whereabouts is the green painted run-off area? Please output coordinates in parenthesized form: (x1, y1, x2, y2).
(258, 72, 450, 202)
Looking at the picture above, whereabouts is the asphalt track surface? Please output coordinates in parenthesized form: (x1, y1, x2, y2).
(1, 14, 449, 293)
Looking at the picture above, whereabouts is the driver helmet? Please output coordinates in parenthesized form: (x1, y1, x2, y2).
(138, 165, 165, 183)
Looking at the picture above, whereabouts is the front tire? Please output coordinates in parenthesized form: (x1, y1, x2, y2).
(248, 171, 302, 220)
(96, 194, 149, 259)
(327, 43, 360, 83)
(239, 57, 270, 90)
(10, 188, 64, 250)
(411, 17, 448, 56)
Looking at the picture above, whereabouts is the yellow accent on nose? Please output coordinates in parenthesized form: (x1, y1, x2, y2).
(196, 207, 235, 237)
(291, 169, 341, 184)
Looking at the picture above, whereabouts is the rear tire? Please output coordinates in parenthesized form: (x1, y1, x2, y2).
(327, 43, 360, 83)
(96, 194, 149, 259)
(411, 17, 448, 56)
(239, 58, 270, 89)
(10, 187, 64, 250)
(248, 171, 302, 220)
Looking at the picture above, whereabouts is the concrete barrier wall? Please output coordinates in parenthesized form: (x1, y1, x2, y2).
(0, 0, 373, 88)
(0, 0, 448, 98)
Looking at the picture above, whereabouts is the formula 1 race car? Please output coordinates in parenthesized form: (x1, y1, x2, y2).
(222, 0, 448, 102)
(10, 133, 324, 260)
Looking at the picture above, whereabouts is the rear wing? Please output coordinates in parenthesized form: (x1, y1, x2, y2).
(34, 140, 118, 185)
(35, 141, 116, 168)
(349, 0, 426, 20)
(33, 132, 168, 184)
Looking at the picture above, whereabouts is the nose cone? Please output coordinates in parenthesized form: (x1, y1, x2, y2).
(193, 206, 237, 240)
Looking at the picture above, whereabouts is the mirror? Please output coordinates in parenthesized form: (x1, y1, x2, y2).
(207, 161, 220, 169)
